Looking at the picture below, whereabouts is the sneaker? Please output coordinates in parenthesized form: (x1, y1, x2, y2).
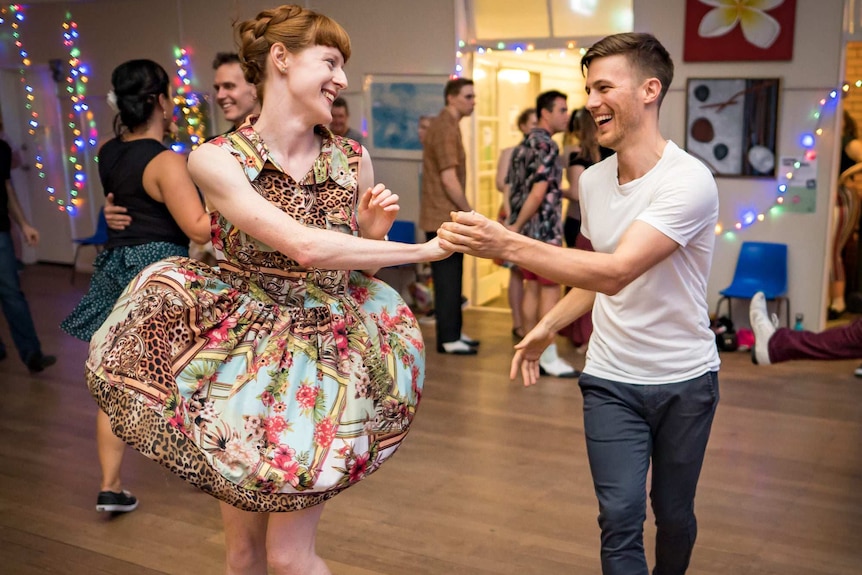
(96, 490, 139, 513)
(539, 357, 581, 378)
(437, 340, 478, 355)
(26, 353, 56, 373)
(855, 364, 862, 378)
(460, 333, 480, 347)
(749, 292, 778, 366)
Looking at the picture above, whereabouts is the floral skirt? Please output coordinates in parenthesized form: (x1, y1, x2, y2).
(86, 257, 425, 511)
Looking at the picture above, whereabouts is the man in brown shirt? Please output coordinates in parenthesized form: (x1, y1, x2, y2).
(420, 77, 478, 355)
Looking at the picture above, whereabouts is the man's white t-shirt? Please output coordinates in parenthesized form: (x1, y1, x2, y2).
(580, 140, 721, 385)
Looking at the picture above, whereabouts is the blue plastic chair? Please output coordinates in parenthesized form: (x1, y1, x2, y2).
(70, 207, 109, 283)
(387, 220, 416, 244)
(714, 241, 790, 327)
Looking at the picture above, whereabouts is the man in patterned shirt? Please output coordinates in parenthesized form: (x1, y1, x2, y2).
(506, 90, 577, 377)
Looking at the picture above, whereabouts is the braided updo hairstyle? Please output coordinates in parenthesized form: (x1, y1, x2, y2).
(110, 59, 170, 136)
(235, 4, 351, 98)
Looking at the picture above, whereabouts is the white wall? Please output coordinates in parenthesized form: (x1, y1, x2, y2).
(636, 0, 845, 330)
(0, 0, 454, 264)
(309, 0, 456, 228)
(0, 0, 844, 328)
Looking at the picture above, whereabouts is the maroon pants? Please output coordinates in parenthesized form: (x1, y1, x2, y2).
(561, 234, 593, 347)
(769, 318, 862, 363)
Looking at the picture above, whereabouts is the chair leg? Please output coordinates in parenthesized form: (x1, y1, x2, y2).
(70, 245, 81, 285)
(714, 296, 728, 320)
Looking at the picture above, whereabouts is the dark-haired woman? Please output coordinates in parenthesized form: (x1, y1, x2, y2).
(61, 59, 210, 514)
(84, 5, 447, 573)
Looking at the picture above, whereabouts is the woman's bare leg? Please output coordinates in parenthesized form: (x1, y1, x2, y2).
(266, 503, 330, 575)
(220, 502, 269, 575)
(97, 409, 126, 492)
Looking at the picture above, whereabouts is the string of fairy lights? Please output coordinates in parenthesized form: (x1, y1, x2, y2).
(0, 14, 848, 228)
(0, 7, 207, 216)
(0, 5, 53, 211)
(60, 11, 97, 217)
(713, 88, 840, 238)
(170, 47, 208, 154)
(453, 40, 851, 239)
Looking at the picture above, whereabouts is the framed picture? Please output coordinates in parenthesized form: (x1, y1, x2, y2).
(685, 78, 780, 178)
(363, 74, 449, 159)
(684, 0, 796, 62)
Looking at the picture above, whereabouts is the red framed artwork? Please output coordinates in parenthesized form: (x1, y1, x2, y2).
(684, 0, 796, 62)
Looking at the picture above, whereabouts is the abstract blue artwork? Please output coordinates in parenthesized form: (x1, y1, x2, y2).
(364, 75, 448, 158)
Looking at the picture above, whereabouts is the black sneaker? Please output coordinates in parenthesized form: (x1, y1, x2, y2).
(96, 490, 139, 513)
(26, 353, 56, 373)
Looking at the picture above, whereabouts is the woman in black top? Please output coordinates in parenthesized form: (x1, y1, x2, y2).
(61, 59, 210, 513)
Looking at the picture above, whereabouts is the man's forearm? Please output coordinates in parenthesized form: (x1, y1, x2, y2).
(511, 183, 547, 230)
(5, 181, 30, 228)
(538, 287, 596, 333)
(442, 181, 471, 212)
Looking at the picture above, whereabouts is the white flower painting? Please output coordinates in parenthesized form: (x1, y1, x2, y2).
(684, 0, 795, 62)
(697, 0, 784, 49)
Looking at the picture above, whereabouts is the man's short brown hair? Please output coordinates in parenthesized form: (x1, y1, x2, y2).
(444, 77, 474, 105)
(580, 33, 674, 106)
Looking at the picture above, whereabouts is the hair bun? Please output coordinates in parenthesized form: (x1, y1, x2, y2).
(235, 4, 350, 90)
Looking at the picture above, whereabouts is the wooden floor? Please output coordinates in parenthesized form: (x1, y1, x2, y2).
(1, 264, 861, 574)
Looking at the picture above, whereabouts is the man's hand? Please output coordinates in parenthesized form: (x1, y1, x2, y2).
(104, 193, 131, 230)
(357, 183, 399, 240)
(20, 223, 39, 246)
(438, 210, 513, 260)
(510, 323, 555, 387)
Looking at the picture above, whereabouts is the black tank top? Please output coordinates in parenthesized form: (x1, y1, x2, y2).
(98, 138, 191, 249)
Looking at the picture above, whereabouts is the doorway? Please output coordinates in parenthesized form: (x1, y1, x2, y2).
(466, 48, 587, 310)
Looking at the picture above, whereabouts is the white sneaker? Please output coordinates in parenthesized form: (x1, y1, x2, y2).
(438, 340, 478, 355)
(539, 356, 580, 378)
(749, 291, 779, 365)
(460, 332, 480, 347)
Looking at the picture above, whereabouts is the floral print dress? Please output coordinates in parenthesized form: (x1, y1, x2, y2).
(85, 125, 425, 512)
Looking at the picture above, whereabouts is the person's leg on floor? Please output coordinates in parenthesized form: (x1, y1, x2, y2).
(769, 319, 862, 362)
(580, 374, 651, 575)
(508, 266, 525, 338)
(220, 502, 269, 575)
(266, 503, 331, 575)
(521, 279, 540, 333)
(648, 372, 719, 575)
(0, 231, 44, 365)
(94, 409, 138, 512)
(426, 231, 466, 351)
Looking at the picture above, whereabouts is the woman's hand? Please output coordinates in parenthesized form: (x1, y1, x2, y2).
(422, 236, 451, 262)
(357, 183, 399, 240)
(510, 322, 555, 387)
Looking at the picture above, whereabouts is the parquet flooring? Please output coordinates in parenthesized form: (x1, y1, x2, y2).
(1, 264, 860, 574)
